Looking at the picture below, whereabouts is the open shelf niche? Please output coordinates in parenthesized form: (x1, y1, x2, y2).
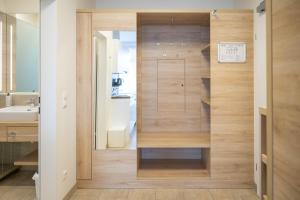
(137, 12, 211, 178)
(260, 107, 267, 199)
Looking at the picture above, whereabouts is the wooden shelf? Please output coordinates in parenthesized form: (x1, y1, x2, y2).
(0, 165, 19, 180)
(138, 159, 209, 178)
(201, 96, 210, 105)
(201, 75, 211, 79)
(201, 44, 210, 52)
(138, 132, 210, 148)
(14, 150, 38, 166)
(261, 153, 268, 165)
(259, 107, 267, 116)
(263, 194, 268, 200)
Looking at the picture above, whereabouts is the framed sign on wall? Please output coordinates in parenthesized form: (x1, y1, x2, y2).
(218, 42, 246, 63)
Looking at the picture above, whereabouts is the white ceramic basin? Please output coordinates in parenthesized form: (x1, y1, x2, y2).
(0, 106, 38, 122)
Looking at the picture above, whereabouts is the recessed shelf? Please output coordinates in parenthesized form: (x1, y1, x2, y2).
(14, 150, 38, 166)
(201, 96, 210, 105)
(201, 75, 211, 79)
(259, 107, 267, 116)
(138, 159, 209, 178)
(201, 44, 210, 52)
(138, 132, 210, 148)
(261, 153, 268, 165)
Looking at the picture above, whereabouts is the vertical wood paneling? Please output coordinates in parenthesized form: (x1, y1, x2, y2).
(76, 12, 92, 180)
(272, 0, 300, 199)
(210, 11, 254, 180)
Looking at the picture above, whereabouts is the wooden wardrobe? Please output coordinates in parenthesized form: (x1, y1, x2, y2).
(76, 10, 254, 188)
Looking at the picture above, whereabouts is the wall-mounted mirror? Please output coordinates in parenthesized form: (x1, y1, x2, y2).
(0, 12, 39, 93)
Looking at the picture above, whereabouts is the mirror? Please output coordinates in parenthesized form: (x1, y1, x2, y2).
(0, 12, 39, 93)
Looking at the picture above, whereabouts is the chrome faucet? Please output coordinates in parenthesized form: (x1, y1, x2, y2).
(26, 97, 38, 107)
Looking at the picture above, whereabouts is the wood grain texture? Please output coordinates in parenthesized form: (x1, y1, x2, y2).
(210, 11, 254, 180)
(138, 132, 210, 148)
(272, 0, 300, 199)
(92, 12, 136, 31)
(76, 13, 92, 180)
(78, 150, 255, 188)
(139, 24, 209, 133)
(7, 126, 38, 142)
(0, 126, 7, 141)
(139, 13, 210, 26)
(70, 188, 258, 200)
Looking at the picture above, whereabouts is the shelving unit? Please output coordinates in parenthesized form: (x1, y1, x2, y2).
(138, 132, 210, 148)
(260, 107, 268, 200)
(14, 150, 38, 166)
(137, 12, 211, 178)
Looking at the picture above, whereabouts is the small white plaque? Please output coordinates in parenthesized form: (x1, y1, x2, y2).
(218, 42, 246, 63)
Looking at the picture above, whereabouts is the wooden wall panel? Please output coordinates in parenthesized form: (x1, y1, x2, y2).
(157, 59, 185, 112)
(92, 12, 136, 31)
(272, 0, 300, 199)
(78, 150, 254, 188)
(210, 11, 253, 180)
(139, 25, 209, 133)
(76, 13, 92, 180)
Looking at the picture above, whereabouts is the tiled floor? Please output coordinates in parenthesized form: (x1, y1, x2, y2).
(0, 186, 35, 200)
(70, 189, 259, 200)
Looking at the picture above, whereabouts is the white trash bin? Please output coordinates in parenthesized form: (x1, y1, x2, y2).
(32, 173, 40, 200)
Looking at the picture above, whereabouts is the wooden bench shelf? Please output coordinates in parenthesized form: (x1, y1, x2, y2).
(14, 150, 38, 166)
(138, 159, 209, 178)
(201, 75, 211, 79)
(138, 132, 210, 148)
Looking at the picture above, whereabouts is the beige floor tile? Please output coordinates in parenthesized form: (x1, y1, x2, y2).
(98, 189, 129, 200)
(183, 189, 213, 200)
(70, 189, 102, 200)
(127, 189, 155, 200)
(155, 189, 184, 200)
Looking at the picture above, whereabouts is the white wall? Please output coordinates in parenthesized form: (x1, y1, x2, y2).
(233, 0, 256, 8)
(253, 0, 267, 197)
(2, 0, 39, 13)
(96, 0, 236, 9)
(41, 0, 95, 199)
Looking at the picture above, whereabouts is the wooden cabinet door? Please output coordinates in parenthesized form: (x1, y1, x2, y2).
(77, 12, 92, 180)
(271, 0, 300, 199)
(157, 59, 185, 112)
(210, 10, 253, 181)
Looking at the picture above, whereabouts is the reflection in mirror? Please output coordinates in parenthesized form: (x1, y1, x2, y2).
(9, 14, 39, 92)
(0, 12, 6, 93)
(0, 13, 39, 93)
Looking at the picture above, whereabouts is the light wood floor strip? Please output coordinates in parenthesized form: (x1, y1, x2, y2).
(69, 189, 259, 200)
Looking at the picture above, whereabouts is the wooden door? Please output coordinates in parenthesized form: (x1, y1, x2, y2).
(76, 12, 92, 180)
(210, 10, 254, 181)
(157, 59, 185, 112)
(271, 0, 300, 199)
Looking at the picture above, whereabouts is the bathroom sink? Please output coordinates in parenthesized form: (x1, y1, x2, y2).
(0, 106, 39, 122)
